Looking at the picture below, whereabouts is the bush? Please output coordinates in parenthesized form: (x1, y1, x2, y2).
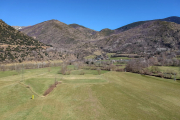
(101, 65, 110, 71)
(126, 59, 148, 73)
(150, 66, 160, 73)
(65, 70, 71, 75)
(157, 73, 163, 78)
(97, 68, 101, 75)
(116, 68, 124, 72)
(60, 64, 67, 75)
(143, 68, 152, 75)
(109, 64, 116, 71)
(79, 70, 85, 75)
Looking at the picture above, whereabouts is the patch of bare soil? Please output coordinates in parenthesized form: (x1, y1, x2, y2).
(43, 81, 61, 96)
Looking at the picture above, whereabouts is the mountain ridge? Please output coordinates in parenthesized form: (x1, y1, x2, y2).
(0, 20, 64, 63)
(18, 16, 180, 58)
(97, 20, 180, 54)
(20, 19, 106, 49)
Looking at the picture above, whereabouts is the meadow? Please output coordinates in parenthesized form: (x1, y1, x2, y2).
(0, 65, 180, 120)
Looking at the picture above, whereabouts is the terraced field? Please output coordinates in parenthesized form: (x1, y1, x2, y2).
(0, 66, 180, 120)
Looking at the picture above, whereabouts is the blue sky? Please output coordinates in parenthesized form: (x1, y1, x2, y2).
(1, 0, 180, 31)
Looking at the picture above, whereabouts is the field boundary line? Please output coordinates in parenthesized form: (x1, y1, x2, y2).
(18, 82, 41, 97)
(0, 82, 18, 90)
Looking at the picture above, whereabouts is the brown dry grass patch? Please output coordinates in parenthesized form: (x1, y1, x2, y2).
(43, 81, 60, 96)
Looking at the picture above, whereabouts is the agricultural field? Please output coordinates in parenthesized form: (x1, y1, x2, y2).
(109, 57, 131, 60)
(85, 52, 133, 60)
(158, 66, 180, 74)
(150, 66, 180, 79)
(0, 66, 180, 120)
(84, 55, 96, 59)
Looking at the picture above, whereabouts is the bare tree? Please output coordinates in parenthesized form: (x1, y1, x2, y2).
(97, 68, 101, 75)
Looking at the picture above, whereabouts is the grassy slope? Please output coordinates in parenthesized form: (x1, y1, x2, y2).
(0, 67, 180, 119)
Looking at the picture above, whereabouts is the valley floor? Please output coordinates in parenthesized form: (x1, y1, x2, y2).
(0, 67, 180, 120)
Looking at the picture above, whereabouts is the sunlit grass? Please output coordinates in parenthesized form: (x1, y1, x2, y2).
(0, 70, 18, 78)
(0, 66, 180, 119)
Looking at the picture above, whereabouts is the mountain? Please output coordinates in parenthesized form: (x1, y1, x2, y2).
(69, 23, 98, 38)
(12, 26, 28, 30)
(98, 28, 115, 36)
(97, 20, 180, 54)
(69, 23, 87, 29)
(115, 21, 148, 33)
(20, 16, 180, 47)
(20, 20, 104, 49)
(0, 19, 64, 63)
(19, 16, 180, 58)
(114, 16, 180, 33)
(159, 16, 180, 24)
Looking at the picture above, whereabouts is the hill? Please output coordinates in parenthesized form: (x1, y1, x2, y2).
(69, 23, 98, 39)
(0, 19, 64, 63)
(20, 20, 105, 49)
(115, 21, 148, 33)
(114, 16, 180, 33)
(97, 28, 115, 36)
(97, 20, 180, 54)
(160, 16, 180, 24)
(19, 16, 180, 58)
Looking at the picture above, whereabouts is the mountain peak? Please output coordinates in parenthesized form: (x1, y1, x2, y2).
(69, 23, 86, 29)
(160, 16, 180, 24)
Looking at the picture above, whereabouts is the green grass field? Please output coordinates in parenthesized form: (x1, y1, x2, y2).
(84, 55, 96, 59)
(110, 57, 132, 60)
(0, 66, 180, 120)
(84, 52, 133, 60)
(152, 66, 180, 79)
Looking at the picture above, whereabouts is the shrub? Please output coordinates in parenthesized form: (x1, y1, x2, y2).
(126, 59, 149, 73)
(150, 66, 160, 73)
(60, 64, 67, 75)
(163, 70, 173, 79)
(116, 68, 124, 72)
(157, 73, 163, 78)
(79, 70, 85, 75)
(65, 70, 71, 75)
(97, 68, 101, 75)
(143, 68, 152, 75)
(109, 64, 116, 71)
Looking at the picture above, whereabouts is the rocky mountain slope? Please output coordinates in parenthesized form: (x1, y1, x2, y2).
(69, 23, 97, 37)
(20, 20, 106, 49)
(0, 20, 64, 63)
(19, 16, 180, 57)
(97, 20, 180, 55)
(114, 16, 180, 34)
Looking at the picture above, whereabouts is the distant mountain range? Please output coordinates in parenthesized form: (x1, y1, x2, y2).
(19, 16, 180, 51)
(1, 16, 179, 61)
(114, 16, 180, 33)
(98, 20, 180, 54)
(99, 16, 180, 53)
